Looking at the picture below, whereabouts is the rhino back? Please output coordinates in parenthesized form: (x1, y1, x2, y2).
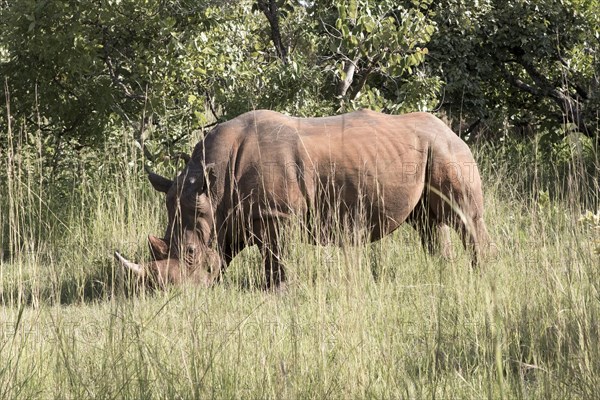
(194, 110, 475, 239)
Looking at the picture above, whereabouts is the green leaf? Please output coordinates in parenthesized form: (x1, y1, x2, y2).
(341, 25, 350, 39)
(361, 15, 376, 33)
(348, 0, 358, 21)
(338, 3, 346, 21)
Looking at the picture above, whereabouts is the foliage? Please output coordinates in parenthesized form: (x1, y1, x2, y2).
(579, 210, 600, 256)
(319, 0, 441, 112)
(0, 0, 441, 154)
(428, 0, 600, 140)
(2, 0, 597, 162)
(1, 1, 203, 144)
(195, 0, 442, 118)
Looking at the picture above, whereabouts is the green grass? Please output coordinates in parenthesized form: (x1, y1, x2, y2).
(1, 134, 599, 399)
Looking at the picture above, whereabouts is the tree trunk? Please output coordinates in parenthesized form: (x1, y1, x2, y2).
(337, 59, 357, 98)
(256, 0, 288, 63)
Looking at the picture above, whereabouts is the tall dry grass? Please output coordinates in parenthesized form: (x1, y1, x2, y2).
(1, 116, 599, 398)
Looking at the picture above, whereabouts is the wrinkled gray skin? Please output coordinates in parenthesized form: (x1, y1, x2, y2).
(118, 109, 492, 290)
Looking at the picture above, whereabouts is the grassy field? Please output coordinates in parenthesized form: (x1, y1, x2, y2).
(1, 134, 599, 399)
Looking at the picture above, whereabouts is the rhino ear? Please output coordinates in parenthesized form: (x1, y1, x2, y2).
(146, 167, 173, 193)
(148, 235, 169, 260)
(176, 152, 191, 165)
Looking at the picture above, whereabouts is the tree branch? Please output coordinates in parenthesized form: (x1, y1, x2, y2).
(350, 54, 382, 100)
(496, 52, 592, 136)
(205, 91, 220, 122)
(256, 0, 288, 63)
(497, 62, 541, 96)
(518, 57, 590, 135)
(337, 58, 358, 97)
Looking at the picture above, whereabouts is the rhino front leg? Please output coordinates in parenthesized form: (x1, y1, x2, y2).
(255, 218, 287, 291)
(258, 230, 286, 291)
(261, 241, 286, 291)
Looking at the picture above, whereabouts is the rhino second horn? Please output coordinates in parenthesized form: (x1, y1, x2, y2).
(114, 251, 145, 277)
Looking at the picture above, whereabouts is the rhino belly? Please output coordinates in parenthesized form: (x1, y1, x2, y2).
(307, 180, 420, 245)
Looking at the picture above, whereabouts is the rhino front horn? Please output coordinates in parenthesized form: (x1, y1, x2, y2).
(114, 251, 145, 277)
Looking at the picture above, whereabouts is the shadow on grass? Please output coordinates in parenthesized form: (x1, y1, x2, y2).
(0, 259, 146, 307)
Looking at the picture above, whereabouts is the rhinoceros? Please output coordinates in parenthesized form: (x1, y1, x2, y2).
(116, 109, 491, 290)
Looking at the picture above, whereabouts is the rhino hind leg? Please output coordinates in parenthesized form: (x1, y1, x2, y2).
(256, 219, 287, 291)
(435, 225, 453, 260)
(453, 216, 488, 267)
(461, 214, 493, 267)
(407, 200, 454, 260)
(426, 188, 492, 268)
(410, 182, 494, 267)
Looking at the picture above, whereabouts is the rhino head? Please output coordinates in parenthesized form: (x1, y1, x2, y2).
(114, 250, 220, 289)
(115, 158, 223, 288)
